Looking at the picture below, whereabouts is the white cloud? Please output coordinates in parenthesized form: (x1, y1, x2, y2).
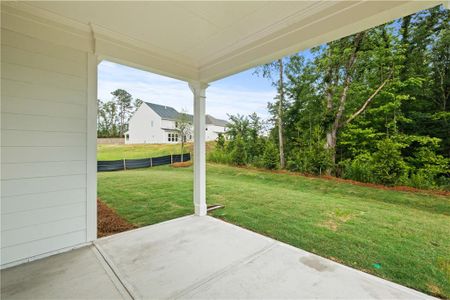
(98, 61, 275, 121)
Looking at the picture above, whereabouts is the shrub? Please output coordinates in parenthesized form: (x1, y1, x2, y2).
(372, 138, 408, 185)
(406, 146, 450, 189)
(341, 153, 375, 183)
(261, 140, 279, 169)
(287, 146, 333, 175)
(207, 150, 232, 164)
(230, 134, 247, 166)
(216, 133, 226, 150)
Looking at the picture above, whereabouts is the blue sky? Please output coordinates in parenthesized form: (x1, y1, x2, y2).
(98, 61, 277, 121)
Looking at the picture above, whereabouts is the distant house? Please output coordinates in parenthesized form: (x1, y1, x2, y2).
(125, 102, 228, 144)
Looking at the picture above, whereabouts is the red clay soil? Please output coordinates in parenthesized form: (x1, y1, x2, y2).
(97, 198, 136, 238)
(230, 164, 450, 197)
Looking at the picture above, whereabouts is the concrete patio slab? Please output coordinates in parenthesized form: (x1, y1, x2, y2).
(0, 246, 130, 300)
(183, 240, 432, 299)
(95, 215, 275, 299)
(96, 215, 434, 300)
(1, 215, 437, 300)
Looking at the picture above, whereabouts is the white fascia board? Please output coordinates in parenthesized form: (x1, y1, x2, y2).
(92, 25, 199, 82)
(200, 0, 442, 83)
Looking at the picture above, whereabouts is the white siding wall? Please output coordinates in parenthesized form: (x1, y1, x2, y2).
(161, 119, 176, 130)
(206, 124, 226, 142)
(126, 104, 164, 144)
(161, 119, 179, 144)
(1, 7, 95, 266)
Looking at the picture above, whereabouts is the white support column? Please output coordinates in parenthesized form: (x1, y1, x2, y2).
(86, 53, 98, 241)
(189, 82, 209, 216)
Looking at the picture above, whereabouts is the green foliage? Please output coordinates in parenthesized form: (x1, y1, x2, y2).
(230, 134, 247, 166)
(341, 153, 376, 183)
(98, 89, 142, 138)
(261, 140, 279, 170)
(407, 146, 450, 188)
(207, 149, 232, 165)
(281, 5, 448, 189)
(216, 133, 226, 150)
(209, 6, 449, 190)
(286, 126, 333, 175)
(339, 125, 382, 157)
(372, 138, 409, 186)
(287, 146, 333, 175)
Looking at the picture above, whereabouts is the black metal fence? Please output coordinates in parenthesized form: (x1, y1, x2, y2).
(97, 153, 191, 172)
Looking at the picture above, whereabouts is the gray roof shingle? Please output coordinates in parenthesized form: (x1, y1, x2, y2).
(145, 102, 180, 120)
(206, 114, 228, 127)
(145, 102, 228, 126)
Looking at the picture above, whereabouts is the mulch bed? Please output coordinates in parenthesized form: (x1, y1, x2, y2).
(171, 161, 192, 168)
(97, 198, 136, 238)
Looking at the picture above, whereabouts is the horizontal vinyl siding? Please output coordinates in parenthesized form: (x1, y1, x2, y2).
(1, 189, 86, 215)
(2, 96, 87, 118)
(2, 216, 86, 247)
(2, 175, 86, 198)
(1, 130, 86, 147)
(1, 27, 89, 265)
(2, 161, 86, 180)
(2, 78, 85, 104)
(1, 113, 86, 132)
(1, 231, 87, 265)
(1, 202, 86, 231)
(2, 146, 86, 163)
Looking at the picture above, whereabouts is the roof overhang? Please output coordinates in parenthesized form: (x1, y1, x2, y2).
(3, 1, 444, 83)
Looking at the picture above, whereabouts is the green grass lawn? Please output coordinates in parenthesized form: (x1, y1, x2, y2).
(97, 143, 193, 160)
(98, 163, 450, 298)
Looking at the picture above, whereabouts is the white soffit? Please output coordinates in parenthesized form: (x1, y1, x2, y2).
(12, 1, 445, 82)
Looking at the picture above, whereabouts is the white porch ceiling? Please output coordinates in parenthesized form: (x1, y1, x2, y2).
(20, 1, 444, 82)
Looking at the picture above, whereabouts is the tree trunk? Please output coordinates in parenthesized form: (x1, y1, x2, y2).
(327, 78, 351, 164)
(181, 139, 184, 162)
(400, 15, 412, 81)
(324, 49, 335, 157)
(278, 59, 286, 169)
(325, 32, 364, 171)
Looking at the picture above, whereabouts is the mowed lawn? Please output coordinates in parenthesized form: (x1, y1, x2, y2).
(98, 163, 450, 298)
(97, 143, 193, 160)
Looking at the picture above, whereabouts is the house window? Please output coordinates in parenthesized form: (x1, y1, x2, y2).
(125, 134, 129, 141)
(168, 133, 179, 142)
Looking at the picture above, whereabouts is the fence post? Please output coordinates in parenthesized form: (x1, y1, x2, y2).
(171, 154, 173, 164)
(123, 158, 127, 170)
(150, 157, 153, 167)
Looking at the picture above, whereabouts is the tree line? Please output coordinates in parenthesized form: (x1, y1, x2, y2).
(209, 5, 450, 190)
(97, 89, 143, 138)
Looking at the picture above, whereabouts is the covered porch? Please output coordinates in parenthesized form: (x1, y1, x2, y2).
(1, 215, 436, 299)
(1, 1, 447, 299)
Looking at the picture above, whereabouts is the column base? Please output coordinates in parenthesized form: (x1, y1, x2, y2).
(194, 204, 207, 216)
